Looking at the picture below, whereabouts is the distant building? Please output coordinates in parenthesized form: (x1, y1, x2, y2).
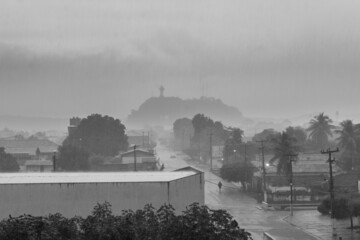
(24, 160, 53, 172)
(68, 117, 82, 135)
(0, 136, 58, 165)
(253, 152, 345, 208)
(121, 149, 157, 171)
(0, 168, 204, 218)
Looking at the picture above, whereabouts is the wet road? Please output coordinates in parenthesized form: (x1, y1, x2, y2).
(156, 145, 321, 240)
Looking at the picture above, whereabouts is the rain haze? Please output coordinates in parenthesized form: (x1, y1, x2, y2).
(1, 0, 360, 124)
(2, 1, 360, 239)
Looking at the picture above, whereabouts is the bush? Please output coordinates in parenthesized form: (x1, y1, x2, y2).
(0, 202, 253, 240)
(317, 196, 350, 219)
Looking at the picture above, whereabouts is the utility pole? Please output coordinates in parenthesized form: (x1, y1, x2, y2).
(244, 143, 247, 164)
(257, 140, 267, 202)
(321, 147, 339, 236)
(210, 132, 213, 171)
(53, 151, 56, 172)
(244, 142, 248, 190)
(142, 131, 145, 148)
(287, 154, 298, 217)
(133, 145, 137, 171)
(182, 129, 185, 151)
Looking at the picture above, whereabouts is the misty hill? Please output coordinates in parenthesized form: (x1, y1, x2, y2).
(127, 96, 252, 128)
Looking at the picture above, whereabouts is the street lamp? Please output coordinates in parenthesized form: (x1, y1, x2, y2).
(233, 149, 236, 162)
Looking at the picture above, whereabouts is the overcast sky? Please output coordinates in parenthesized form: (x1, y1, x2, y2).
(1, 0, 360, 122)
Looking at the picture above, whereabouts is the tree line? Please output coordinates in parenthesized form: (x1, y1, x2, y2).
(0, 202, 252, 240)
(173, 112, 360, 189)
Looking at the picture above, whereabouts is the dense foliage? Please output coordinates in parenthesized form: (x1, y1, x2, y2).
(173, 118, 194, 150)
(317, 195, 360, 219)
(335, 120, 360, 171)
(307, 113, 334, 150)
(0, 202, 252, 240)
(63, 114, 128, 157)
(220, 162, 255, 189)
(269, 132, 299, 177)
(57, 144, 90, 171)
(0, 147, 19, 172)
(223, 128, 244, 162)
(186, 114, 229, 161)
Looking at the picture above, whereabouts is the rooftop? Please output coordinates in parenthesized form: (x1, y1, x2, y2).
(0, 171, 196, 185)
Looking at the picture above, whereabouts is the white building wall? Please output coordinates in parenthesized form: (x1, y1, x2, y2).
(169, 173, 204, 210)
(0, 175, 204, 218)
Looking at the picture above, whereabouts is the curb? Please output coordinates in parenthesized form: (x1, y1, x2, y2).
(283, 215, 323, 240)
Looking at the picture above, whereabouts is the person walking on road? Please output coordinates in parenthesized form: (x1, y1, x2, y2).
(218, 181, 222, 193)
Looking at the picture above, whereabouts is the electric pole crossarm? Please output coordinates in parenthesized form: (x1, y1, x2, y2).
(321, 147, 339, 236)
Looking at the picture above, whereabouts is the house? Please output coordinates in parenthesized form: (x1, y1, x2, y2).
(0, 168, 204, 218)
(253, 152, 343, 208)
(0, 135, 58, 166)
(24, 160, 53, 172)
(120, 149, 157, 171)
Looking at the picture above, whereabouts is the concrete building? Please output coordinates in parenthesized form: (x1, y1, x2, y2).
(0, 169, 204, 218)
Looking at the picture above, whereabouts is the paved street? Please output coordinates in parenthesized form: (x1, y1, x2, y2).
(286, 210, 360, 240)
(156, 144, 322, 240)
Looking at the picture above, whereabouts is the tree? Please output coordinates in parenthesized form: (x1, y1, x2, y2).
(173, 118, 194, 150)
(63, 114, 128, 156)
(57, 144, 90, 171)
(269, 132, 299, 176)
(307, 113, 334, 149)
(192, 114, 215, 144)
(223, 128, 244, 163)
(0, 147, 19, 172)
(252, 128, 278, 142)
(285, 126, 307, 147)
(335, 120, 360, 171)
(220, 162, 255, 189)
(190, 114, 228, 161)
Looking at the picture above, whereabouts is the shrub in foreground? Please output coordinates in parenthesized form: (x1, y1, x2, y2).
(0, 202, 252, 240)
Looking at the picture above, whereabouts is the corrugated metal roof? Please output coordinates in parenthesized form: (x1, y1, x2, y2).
(0, 171, 195, 185)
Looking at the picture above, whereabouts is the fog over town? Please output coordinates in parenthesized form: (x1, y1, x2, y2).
(1, 1, 360, 239)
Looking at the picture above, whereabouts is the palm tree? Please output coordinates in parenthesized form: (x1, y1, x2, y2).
(335, 120, 360, 170)
(307, 113, 334, 149)
(269, 132, 299, 176)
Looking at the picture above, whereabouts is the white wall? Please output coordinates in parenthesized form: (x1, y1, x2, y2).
(0, 174, 204, 218)
(169, 173, 204, 210)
